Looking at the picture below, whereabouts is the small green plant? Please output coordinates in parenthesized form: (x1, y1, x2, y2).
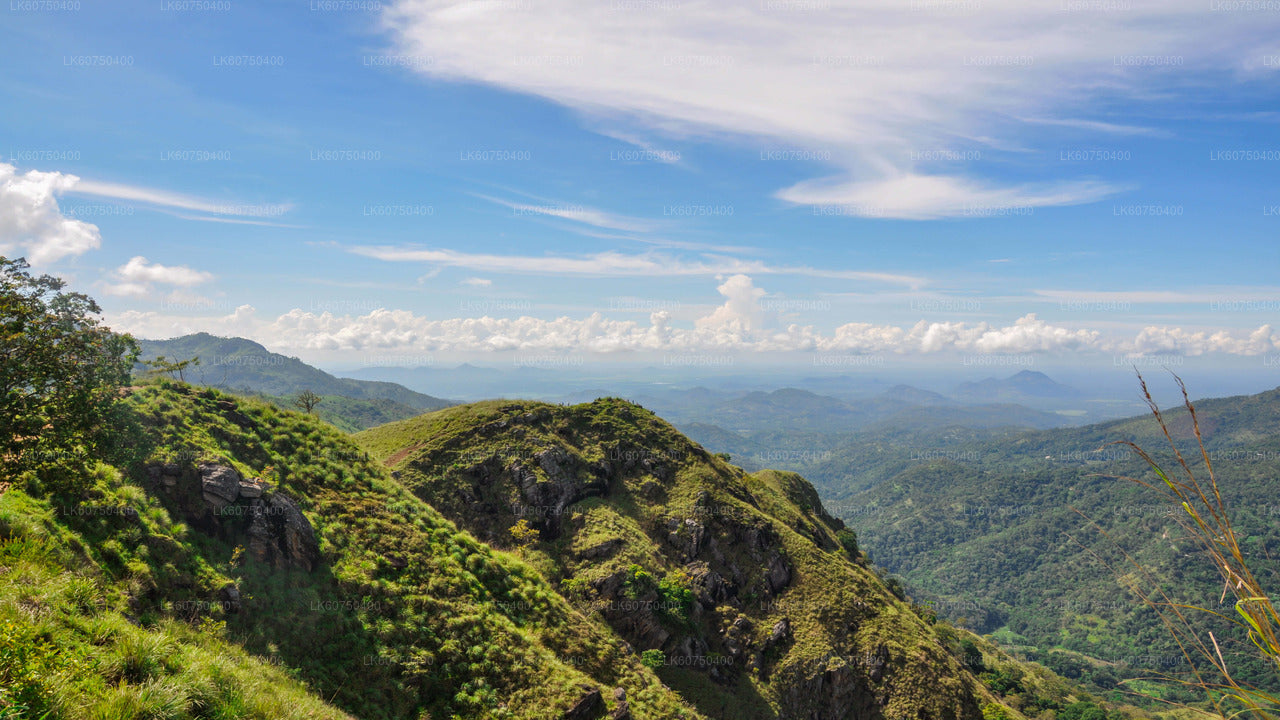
(508, 519, 538, 551)
(981, 702, 1013, 720)
(641, 649, 665, 669)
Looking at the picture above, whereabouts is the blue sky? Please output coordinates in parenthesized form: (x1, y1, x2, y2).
(3, 0, 1280, 370)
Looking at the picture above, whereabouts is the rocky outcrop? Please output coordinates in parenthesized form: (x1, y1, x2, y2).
(246, 493, 318, 571)
(563, 686, 604, 720)
(510, 448, 609, 538)
(150, 461, 318, 573)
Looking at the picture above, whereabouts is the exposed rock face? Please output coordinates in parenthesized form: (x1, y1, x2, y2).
(151, 461, 318, 573)
(508, 447, 609, 538)
(563, 687, 604, 720)
(246, 494, 318, 572)
(589, 570, 671, 650)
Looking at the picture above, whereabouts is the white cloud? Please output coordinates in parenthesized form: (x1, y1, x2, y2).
(696, 274, 766, 332)
(104, 274, 1280, 358)
(348, 244, 927, 286)
(70, 179, 293, 219)
(0, 163, 101, 263)
(379, 0, 1278, 218)
(461, 277, 493, 287)
(776, 173, 1118, 220)
(107, 304, 259, 340)
(476, 193, 653, 233)
(1125, 324, 1278, 356)
(103, 256, 214, 298)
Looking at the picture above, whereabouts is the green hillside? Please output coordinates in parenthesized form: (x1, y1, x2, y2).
(5, 380, 701, 719)
(839, 386, 1280, 705)
(135, 333, 452, 430)
(355, 399, 1122, 720)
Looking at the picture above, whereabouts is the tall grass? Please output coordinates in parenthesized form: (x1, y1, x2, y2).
(1107, 373, 1279, 719)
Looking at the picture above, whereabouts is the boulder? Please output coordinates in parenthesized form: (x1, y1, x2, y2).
(765, 553, 792, 595)
(199, 463, 241, 509)
(237, 479, 264, 498)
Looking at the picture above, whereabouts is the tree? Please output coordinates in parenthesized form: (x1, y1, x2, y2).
(508, 519, 537, 551)
(960, 639, 987, 673)
(143, 354, 200, 382)
(836, 527, 860, 558)
(293, 389, 322, 415)
(0, 257, 138, 490)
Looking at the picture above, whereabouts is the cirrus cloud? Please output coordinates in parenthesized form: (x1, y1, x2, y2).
(378, 0, 1280, 219)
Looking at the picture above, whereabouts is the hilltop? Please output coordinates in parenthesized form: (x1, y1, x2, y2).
(355, 398, 1119, 719)
(136, 333, 452, 430)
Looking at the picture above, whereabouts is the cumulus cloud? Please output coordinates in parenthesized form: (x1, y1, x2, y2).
(1124, 324, 1278, 356)
(103, 256, 214, 298)
(378, 0, 1279, 218)
(103, 274, 1280, 359)
(696, 274, 766, 333)
(0, 163, 101, 263)
(107, 304, 258, 340)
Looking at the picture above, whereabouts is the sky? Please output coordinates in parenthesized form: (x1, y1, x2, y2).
(3, 0, 1280, 376)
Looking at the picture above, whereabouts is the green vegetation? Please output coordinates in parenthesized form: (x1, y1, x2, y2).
(134, 332, 452, 430)
(828, 382, 1280, 710)
(355, 398, 1121, 720)
(0, 485, 352, 720)
(0, 256, 137, 492)
(0, 260, 1160, 719)
(1111, 375, 1280, 718)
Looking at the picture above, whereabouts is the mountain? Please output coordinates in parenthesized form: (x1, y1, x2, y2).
(953, 371, 1082, 404)
(7, 380, 701, 718)
(353, 398, 1118, 720)
(836, 385, 1280, 703)
(136, 333, 452, 430)
(637, 387, 1070, 436)
(883, 384, 955, 406)
(4, 379, 1125, 720)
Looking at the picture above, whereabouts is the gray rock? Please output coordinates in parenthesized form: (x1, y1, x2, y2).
(199, 463, 241, 509)
(246, 494, 319, 571)
(237, 480, 263, 498)
(218, 583, 241, 613)
(765, 553, 792, 595)
(770, 618, 791, 645)
(563, 687, 604, 720)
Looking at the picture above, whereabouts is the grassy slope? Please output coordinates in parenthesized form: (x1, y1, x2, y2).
(355, 399, 1115, 720)
(0, 472, 352, 720)
(5, 381, 698, 720)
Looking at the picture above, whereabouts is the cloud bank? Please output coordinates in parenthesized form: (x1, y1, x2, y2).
(107, 274, 1280, 358)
